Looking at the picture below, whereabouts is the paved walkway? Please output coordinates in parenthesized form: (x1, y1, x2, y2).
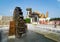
(8, 30, 57, 42)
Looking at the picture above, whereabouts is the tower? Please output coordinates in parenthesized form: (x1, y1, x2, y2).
(45, 11, 48, 18)
(13, 7, 26, 38)
(13, 7, 23, 21)
(26, 8, 32, 17)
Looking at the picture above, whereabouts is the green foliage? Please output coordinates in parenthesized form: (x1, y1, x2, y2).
(50, 18, 60, 21)
(24, 18, 30, 23)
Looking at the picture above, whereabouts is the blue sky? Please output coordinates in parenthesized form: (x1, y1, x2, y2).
(0, 0, 60, 18)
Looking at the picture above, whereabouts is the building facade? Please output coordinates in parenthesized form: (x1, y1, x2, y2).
(0, 16, 13, 25)
(26, 8, 50, 24)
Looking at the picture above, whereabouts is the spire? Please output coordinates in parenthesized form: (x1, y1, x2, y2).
(45, 11, 48, 18)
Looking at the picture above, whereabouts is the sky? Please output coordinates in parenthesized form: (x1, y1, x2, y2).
(0, 0, 60, 18)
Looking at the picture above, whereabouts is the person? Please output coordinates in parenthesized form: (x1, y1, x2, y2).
(54, 21, 56, 28)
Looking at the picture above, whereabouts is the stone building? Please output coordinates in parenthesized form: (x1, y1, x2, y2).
(0, 16, 13, 25)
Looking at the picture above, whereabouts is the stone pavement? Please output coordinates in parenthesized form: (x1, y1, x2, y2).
(8, 30, 57, 42)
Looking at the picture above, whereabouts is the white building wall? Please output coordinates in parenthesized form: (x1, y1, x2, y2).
(26, 11, 30, 18)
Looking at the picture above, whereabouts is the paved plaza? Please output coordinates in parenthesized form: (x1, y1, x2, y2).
(8, 30, 56, 42)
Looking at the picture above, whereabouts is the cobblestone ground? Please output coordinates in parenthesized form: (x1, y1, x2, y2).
(8, 30, 57, 42)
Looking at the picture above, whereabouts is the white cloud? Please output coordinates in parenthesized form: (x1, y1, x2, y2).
(57, 0, 60, 2)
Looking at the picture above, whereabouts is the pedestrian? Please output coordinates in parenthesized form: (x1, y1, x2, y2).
(54, 21, 56, 28)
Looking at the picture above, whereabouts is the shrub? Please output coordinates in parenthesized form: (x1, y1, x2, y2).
(24, 18, 30, 23)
